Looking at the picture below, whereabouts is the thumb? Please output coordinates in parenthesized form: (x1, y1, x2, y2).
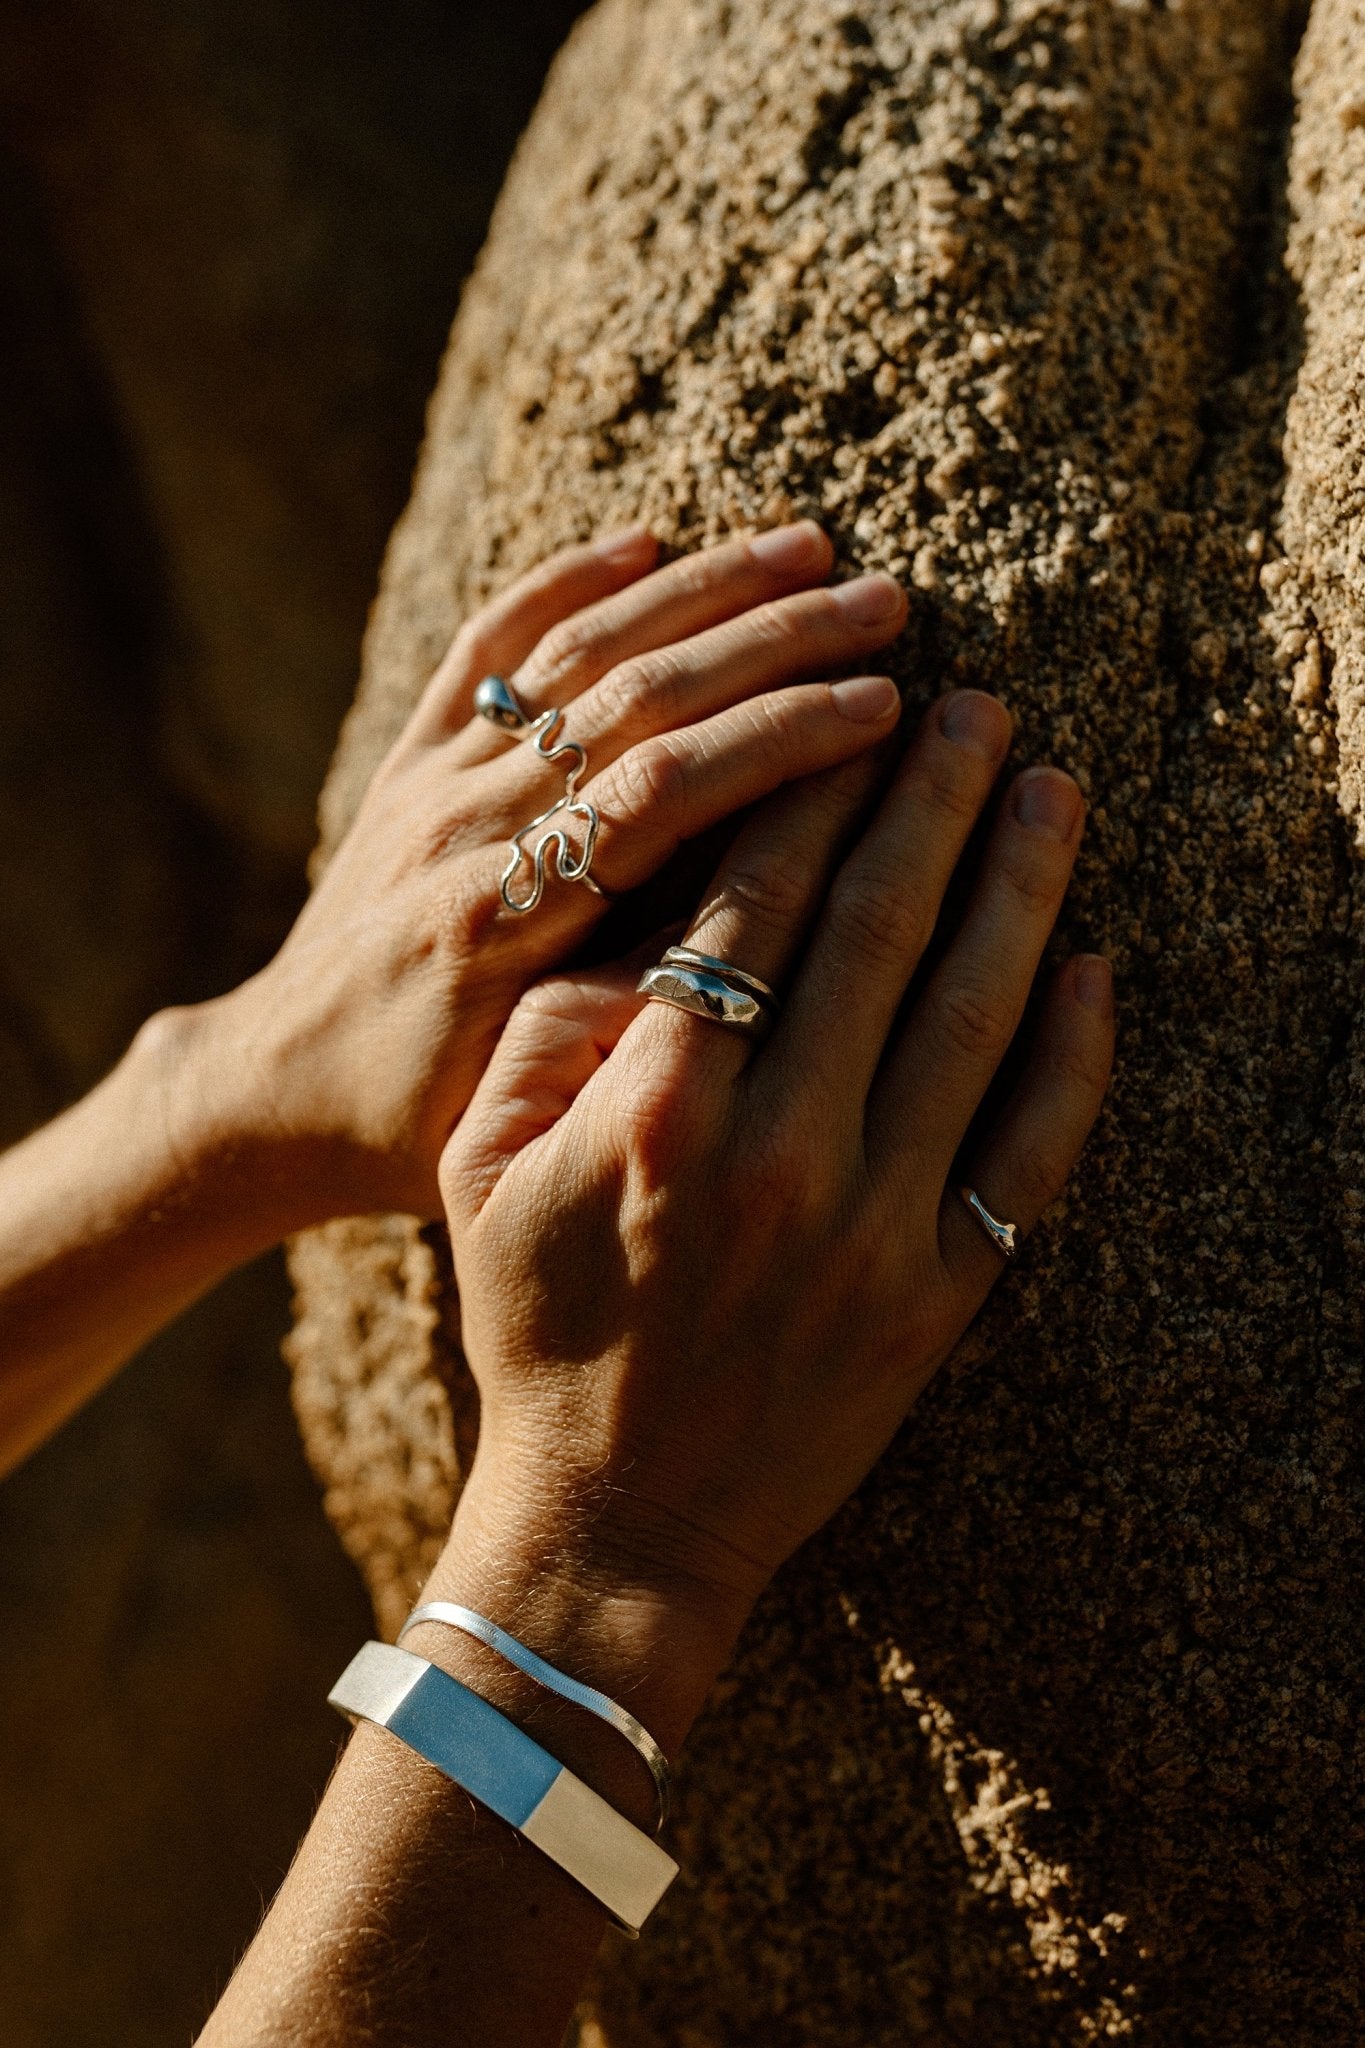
(441, 965, 645, 1220)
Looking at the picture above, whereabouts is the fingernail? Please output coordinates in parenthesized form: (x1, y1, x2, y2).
(1012, 767, 1082, 839)
(831, 675, 901, 722)
(749, 520, 829, 573)
(1075, 954, 1113, 1017)
(832, 572, 904, 626)
(597, 524, 655, 563)
(939, 689, 1010, 761)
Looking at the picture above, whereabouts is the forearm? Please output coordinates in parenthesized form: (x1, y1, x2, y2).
(199, 1464, 752, 2048)
(0, 997, 315, 1477)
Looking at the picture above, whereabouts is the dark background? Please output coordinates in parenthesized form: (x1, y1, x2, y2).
(0, 5, 583, 2039)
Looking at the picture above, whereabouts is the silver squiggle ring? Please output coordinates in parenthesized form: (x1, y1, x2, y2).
(475, 674, 606, 914)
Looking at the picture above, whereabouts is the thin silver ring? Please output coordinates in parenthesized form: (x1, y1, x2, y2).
(474, 674, 605, 914)
(960, 1186, 1018, 1259)
(661, 946, 778, 1008)
(399, 1601, 670, 1831)
(638, 961, 773, 1039)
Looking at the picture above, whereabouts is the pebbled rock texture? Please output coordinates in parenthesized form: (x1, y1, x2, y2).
(289, 2, 1365, 2040)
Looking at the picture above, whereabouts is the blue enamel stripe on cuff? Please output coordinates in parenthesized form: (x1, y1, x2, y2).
(328, 1641, 678, 1935)
(395, 1657, 560, 1827)
(398, 1601, 670, 1830)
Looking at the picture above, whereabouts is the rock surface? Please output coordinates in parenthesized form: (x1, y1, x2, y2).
(290, 2, 1365, 2040)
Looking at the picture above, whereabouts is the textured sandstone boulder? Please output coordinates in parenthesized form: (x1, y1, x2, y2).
(289, 2, 1365, 2040)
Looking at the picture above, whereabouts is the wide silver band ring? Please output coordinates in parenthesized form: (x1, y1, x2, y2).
(638, 962, 774, 1040)
(475, 673, 605, 915)
(661, 946, 779, 1009)
(960, 1186, 1018, 1259)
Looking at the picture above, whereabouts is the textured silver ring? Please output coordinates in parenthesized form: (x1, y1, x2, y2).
(638, 961, 774, 1040)
(475, 673, 605, 915)
(661, 946, 779, 1009)
(960, 1186, 1018, 1258)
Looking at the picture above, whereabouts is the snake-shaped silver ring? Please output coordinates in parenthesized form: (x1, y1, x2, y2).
(474, 674, 607, 915)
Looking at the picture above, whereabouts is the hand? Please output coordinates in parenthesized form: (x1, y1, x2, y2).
(436, 689, 1114, 1736)
(188, 522, 909, 1223)
(197, 689, 1113, 2048)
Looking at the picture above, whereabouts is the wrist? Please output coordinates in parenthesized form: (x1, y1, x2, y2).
(418, 1455, 760, 1784)
(127, 992, 327, 1253)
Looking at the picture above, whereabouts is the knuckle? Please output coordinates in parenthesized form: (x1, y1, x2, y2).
(865, 1245, 926, 1335)
(998, 840, 1066, 910)
(597, 648, 684, 726)
(443, 620, 481, 674)
(750, 689, 805, 751)
(515, 977, 573, 1022)
(824, 868, 929, 971)
(933, 978, 1017, 1063)
(1053, 1035, 1111, 1099)
(903, 753, 985, 824)
(715, 854, 811, 925)
(743, 598, 807, 656)
(663, 551, 720, 603)
(1008, 1141, 1065, 1212)
(526, 614, 596, 687)
(729, 1117, 827, 1228)
(615, 1061, 708, 1183)
(442, 871, 499, 957)
(607, 734, 691, 820)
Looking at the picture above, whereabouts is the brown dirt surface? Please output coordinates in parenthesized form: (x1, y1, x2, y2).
(289, 2, 1365, 2040)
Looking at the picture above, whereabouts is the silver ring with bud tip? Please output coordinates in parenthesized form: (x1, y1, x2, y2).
(960, 1186, 1018, 1258)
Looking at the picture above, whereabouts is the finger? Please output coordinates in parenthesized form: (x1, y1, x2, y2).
(405, 527, 659, 745)
(446, 522, 836, 766)
(938, 953, 1114, 1292)
(587, 674, 902, 898)
(685, 745, 888, 984)
(618, 747, 889, 1086)
(442, 966, 646, 1220)
(445, 679, 895, 985)
(469, 571, 905, 813)
(867, 764, 1085, 1186)
(772, 690, 1013, 1115)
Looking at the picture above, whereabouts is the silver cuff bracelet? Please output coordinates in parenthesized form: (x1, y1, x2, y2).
(329, 1641, 678, 1936)
(399, 1601, 671, 1831)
